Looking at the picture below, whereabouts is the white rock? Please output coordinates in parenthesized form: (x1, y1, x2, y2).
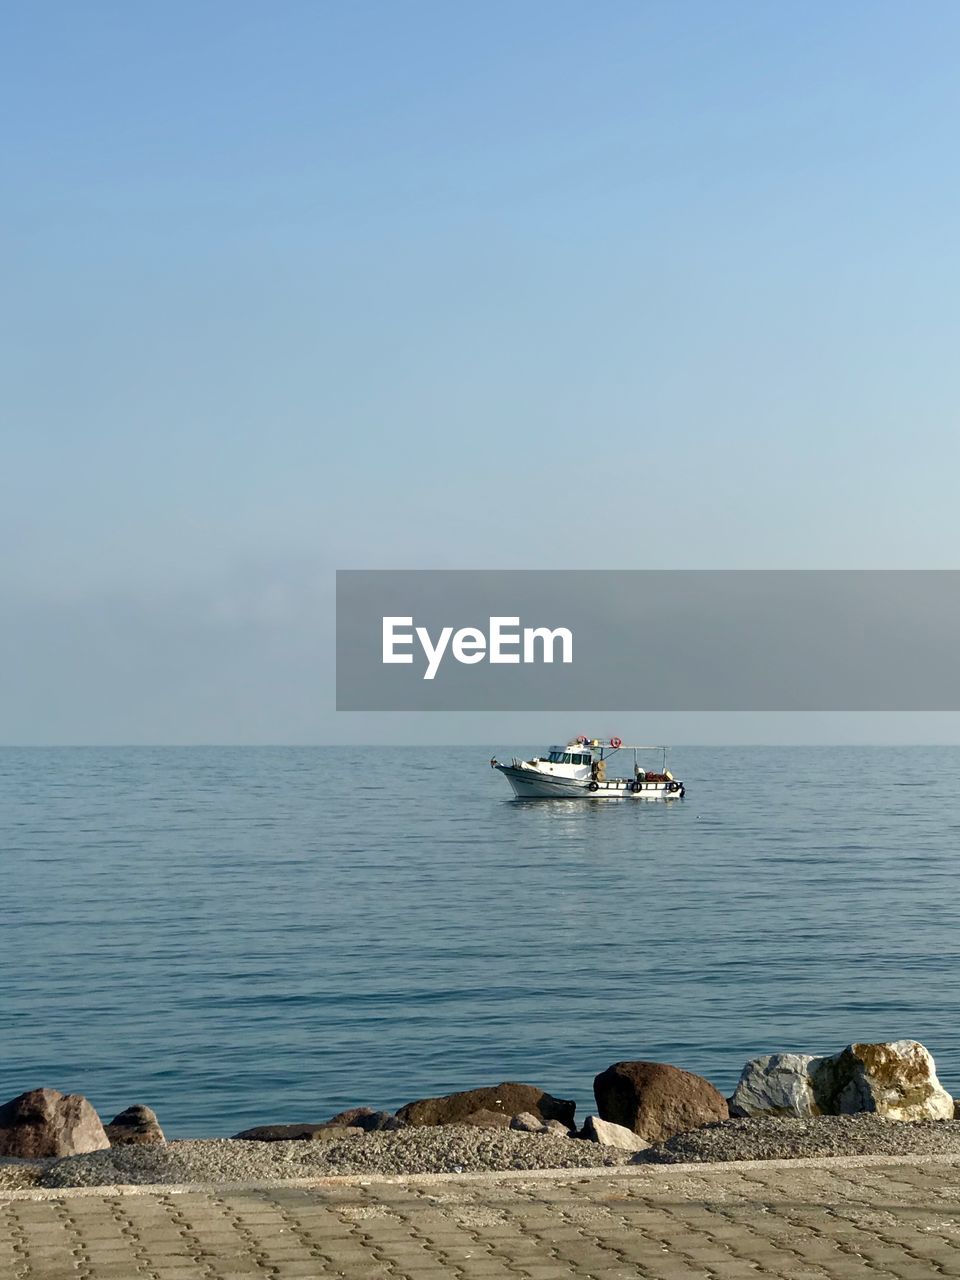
(731, 1041, 954, 1123)
(730, 1053, 820, 1118)
(812, 1041, 954, 1122)
(580, 1115, 650, 1151)
(541, 1119, 573, 1138)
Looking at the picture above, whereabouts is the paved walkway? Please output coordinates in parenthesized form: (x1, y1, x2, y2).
(4, 1157, 960, 1279)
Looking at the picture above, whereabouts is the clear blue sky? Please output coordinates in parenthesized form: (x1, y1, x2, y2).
(3, 1, 960, 743)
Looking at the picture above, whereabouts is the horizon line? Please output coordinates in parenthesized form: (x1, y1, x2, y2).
(1, 742, 958, 749)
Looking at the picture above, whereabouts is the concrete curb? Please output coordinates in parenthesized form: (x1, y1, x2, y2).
(4, 1150, 960, 1200)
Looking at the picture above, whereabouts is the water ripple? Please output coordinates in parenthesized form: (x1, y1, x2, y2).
(1, 744, 959, 1136)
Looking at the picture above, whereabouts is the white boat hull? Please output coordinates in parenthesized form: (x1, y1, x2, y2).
(496, 764, 684, 800)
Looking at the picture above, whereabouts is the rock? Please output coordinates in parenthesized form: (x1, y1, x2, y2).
(510, 1112, 545, 1132)
(104, 1105, 165, 1147)
(594, 1061, 729, 1143)
(234, 1123, 326, 1141)
(542, 1119, 574, 1138)
(729, 1042, 954, 1123)
(580, 1115, 651, 1152)
(461, 1109, 513, 1129)
(730, 1054, 820, 1118)
(232, 1123, 362, 1141)
(0, 1088, 110, 1158)
(508, 1112, 573, 1137)
(811, 1041, 954, 1121)
(396, 1083, 576, 1129)
(325, 1108, 400, 1132)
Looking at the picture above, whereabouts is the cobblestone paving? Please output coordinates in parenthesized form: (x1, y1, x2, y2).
(4, 1160, 960, 1279)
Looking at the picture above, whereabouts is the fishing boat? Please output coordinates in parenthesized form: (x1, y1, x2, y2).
(490, 737, 685, 800)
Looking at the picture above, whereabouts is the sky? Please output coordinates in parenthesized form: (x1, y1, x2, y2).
(3, 0, 960, 744)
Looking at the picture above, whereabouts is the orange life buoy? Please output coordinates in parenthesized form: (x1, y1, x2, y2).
(610, 736, 622, 749)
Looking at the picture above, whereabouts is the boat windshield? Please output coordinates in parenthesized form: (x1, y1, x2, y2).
(546, 751, 591, 765)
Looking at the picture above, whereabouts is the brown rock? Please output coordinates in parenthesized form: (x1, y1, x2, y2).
(594, 1061, 728, 1142)
(396, 1082, 576, 1128)
(234, 1123, 326, 1141)
(104, 1105, 165, 1147)
(0, 1088, 110, 1158)
(232, 1123, 362, 1141)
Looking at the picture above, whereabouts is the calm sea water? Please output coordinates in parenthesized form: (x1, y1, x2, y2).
(2, 745, 959, 1137)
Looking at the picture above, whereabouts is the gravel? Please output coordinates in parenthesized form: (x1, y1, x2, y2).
(635, 1115, 960, 1164)
(39, 1127, 632, 1188)
(16, 1117, 960, 1190)
(0, 1161, 45, 1191)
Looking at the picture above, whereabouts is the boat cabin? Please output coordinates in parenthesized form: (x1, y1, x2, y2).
(542, 746, 594, 766)
(531, 742, 597, 779)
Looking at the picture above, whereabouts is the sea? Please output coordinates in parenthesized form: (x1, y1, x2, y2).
(3, 745, 959, 1138)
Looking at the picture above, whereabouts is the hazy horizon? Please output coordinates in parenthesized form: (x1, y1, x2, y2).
(8, 715, 960, 748)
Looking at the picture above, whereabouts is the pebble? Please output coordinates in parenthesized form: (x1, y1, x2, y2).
(39, 1127, 631, 1187)
(0, 1162, 44, 1191)
(636, 1115, 960, 1164)
(14, 1116, 960, 1189)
